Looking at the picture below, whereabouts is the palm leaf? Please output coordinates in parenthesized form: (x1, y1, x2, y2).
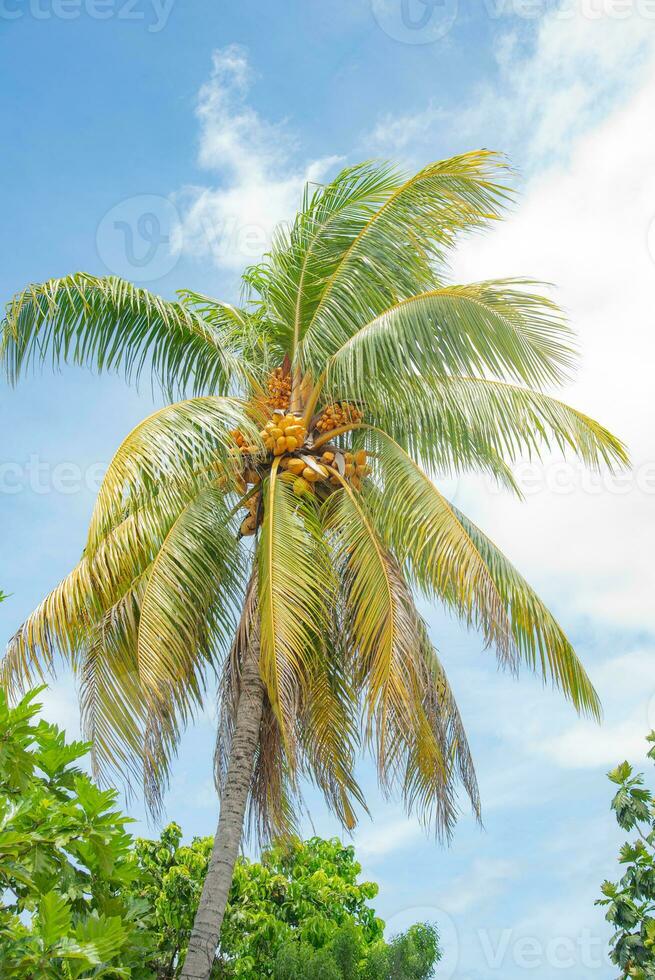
(367, 429, 601, 717)
(355, 374, 627, 475)
(1, 273, 244, 396)
(257, 465, 337, 755)
(324, 280, 577, 396)
(259, 162, 402, 353)
(86, 395, 262, 551)
(322, 482, 422, 751)
(0, 508, 161, 694)
(79, 579, 149, 796)
(402, 619, 480, 838)
(299, 152, 513, 371)
(324, 482, 478, 837)
(136, 486, 242, 724)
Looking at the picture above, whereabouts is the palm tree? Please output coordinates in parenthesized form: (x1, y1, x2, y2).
(1, 152, 626, 979)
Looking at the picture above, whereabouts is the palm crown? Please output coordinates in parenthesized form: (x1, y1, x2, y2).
(1, 152, 626, 843)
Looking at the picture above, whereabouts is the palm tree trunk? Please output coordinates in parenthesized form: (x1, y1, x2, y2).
(180, 637, 264, 979)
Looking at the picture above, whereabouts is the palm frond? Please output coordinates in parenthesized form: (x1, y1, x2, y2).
(324, 484, 478, 838)
(367, 430, 601, 717)
(136, 486, 242, 726)
(354, 375, 627, 475)
(299, 152, 513, 371)
(1, 273, 244, 397)
(450, 503, 601, 718)
(86, 395, 262, 551)
(179, 289, 274, 379)
(259, 162, 402, 353)
(0, 508, 160, 694)
(257, 465, 337, 756)
(79, 579, 149, 795)
(402, 620, 481, 838)
(324, 280, 577, 397)
(297, 637, 366, 832)
(322, 482, 422, 751)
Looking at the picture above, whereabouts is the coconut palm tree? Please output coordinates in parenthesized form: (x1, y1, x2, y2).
(1, 152, 626, 979)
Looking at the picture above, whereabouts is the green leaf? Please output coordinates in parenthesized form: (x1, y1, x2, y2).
(36, 891, 72, 947)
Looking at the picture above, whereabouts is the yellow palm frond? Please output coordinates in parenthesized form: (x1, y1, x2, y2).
(86, 396, 263, 550)
(257, 465, 337, 757)
(367, 430, 601, 718)
(136, 486, 242, 724)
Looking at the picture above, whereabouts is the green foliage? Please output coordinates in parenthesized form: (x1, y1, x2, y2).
(127, 822, 212, 977)
(126, 829, 440, 979)
(597, 733, 655, 978)
(0, 686, 439, 978)
(0, 687, 153, 977)
(271, 920, 439, 980)
(216, 837, 440, 978)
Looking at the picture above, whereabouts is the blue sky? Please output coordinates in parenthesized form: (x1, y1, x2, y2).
(2, 4, 655, 978)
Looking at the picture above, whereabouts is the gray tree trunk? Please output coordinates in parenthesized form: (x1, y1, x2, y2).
(180, 637, 264, 979)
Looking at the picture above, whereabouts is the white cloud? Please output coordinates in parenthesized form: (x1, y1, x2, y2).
(173, 46, 342, 271)
(449, 51, 655, 630)
(440, 858, 520, 915)
(354, 815, 421, 859)
(530, 648, 655, 767)
(366, 7, 655, 169)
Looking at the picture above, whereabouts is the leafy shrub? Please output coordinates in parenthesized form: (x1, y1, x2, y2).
(0, 686, 441, 978)
(0, 687, 153, 977)
(597, 733, 655, 978)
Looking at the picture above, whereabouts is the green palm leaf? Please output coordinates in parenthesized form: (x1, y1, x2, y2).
(299, 152, 513, 369)
(86, 395, 262, 550)
(366, 429, 601, 717)
(136, 487, 241, 719)
(357, 374, 627, 475)
(324, 280, 577, 395)
(0, 273, 245, 396)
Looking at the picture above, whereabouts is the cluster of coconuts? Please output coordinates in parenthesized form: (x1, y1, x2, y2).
(230, 428, 260, 455)
(232, 371, 370, 537)
(266, 366, 291, 411)
(315, 401, 363, 433)
(238, 447, 372, 535)
(260, 413, 308, 455)
(278, 449, 371, 497)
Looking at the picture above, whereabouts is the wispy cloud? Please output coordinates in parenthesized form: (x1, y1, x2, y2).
(441, 858, 520, 915)
(173, 45, 342, 271)
(354, 815, 422, 859)
(365, 10, 655, 170)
